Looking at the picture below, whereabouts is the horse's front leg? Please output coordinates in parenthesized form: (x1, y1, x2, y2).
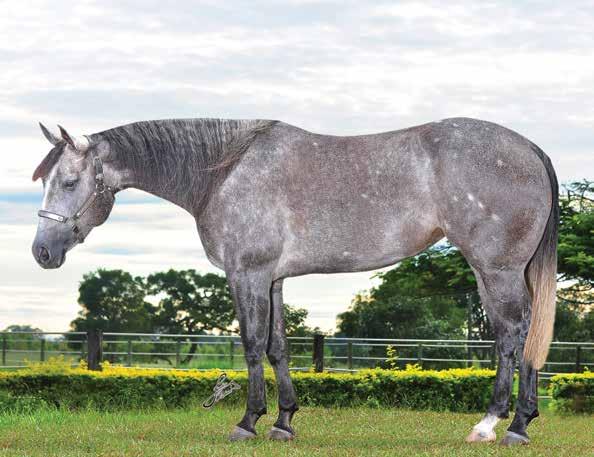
(266, 279, 299, 440)
(226, 266, 273, 441)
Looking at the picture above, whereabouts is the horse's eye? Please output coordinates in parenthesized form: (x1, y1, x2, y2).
(64, 180, 77, 190)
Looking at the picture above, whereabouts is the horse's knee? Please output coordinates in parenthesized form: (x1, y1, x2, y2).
(266, 344, 287, 366)
(245, 352, 264, 366)
(244, 343, 266, 366)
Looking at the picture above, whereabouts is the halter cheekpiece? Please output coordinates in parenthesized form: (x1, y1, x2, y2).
(37, 149, 115, 243)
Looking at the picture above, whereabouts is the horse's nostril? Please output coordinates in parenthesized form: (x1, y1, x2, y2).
(38, 246, 50, 263)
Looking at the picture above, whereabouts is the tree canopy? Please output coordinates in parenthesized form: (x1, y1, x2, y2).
(70, 269, 153, 334)
(337, 247, 475, 340)
(146, 269, 234, 335)
(557, 180, 594, 304)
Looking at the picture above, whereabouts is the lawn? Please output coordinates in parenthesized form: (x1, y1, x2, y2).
(0, 406, 591, 457)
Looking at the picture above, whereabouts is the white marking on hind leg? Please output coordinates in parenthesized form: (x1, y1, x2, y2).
(466, 414, 499, 442)
(474, 414, 499, 435)
(466, 414, 499, 443)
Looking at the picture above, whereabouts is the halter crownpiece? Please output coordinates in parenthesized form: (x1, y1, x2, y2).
(37, 148, 116, 243)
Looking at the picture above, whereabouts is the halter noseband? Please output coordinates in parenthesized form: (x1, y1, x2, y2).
(37, 149, 116, 243)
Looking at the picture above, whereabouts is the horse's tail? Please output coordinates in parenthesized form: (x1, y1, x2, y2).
(523, 144, 559, 370)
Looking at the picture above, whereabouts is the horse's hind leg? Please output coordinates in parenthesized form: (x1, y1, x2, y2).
(226, 266, 273, 441)
(465, 268, 533, 445)
(266, 279, 299, 440)
(501, 311, 539, 445)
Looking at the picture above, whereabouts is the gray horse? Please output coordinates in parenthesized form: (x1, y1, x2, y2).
(32, 117, 557, 446)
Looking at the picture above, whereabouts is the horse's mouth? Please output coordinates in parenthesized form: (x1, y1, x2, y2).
(35, 247, 67, 269)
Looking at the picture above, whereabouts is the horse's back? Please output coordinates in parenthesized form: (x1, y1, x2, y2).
(201, 118, 554, 277)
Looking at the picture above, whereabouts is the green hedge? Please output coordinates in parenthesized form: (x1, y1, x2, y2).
(0, 361, 496, 413)
(549, 372, 594, 414)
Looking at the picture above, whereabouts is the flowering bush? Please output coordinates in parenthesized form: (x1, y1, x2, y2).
(549, 371, 594, 414)
(0, 357, 495, 412)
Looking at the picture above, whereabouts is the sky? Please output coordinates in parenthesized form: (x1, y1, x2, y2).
(1, 0, 593, 333)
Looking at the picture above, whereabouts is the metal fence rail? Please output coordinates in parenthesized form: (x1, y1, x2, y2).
(1, 331, 592, 379)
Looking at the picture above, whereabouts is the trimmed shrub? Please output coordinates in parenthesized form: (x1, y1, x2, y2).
(0, 390, 49, 414)
(549, 371, 594, 414)
(0, 359, 495, 413)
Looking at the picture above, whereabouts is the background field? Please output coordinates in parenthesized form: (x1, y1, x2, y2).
(0, 407, 592, 457)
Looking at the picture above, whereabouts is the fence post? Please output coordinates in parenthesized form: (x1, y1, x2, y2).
(229, 340, 235, 369)
(466, 341, 472, 368)
(347, 341, 353, 370)
(40, 338, 45, 362)
(127, 339, 133, 367)
(87, 330, 103, 371)
(175, 339, 181, 368)
(312, 334, 325, 372)
(2, 334, 6, 366)
(575, 345, 582, 373)
(417, 343, 423, 367)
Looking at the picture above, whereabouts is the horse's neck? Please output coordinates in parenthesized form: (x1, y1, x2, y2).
(100, 118, 277, 216)
(112, 163, 196, 215)
(107, 146, 198, 215)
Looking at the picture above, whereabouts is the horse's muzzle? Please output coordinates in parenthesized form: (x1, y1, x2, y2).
(32, 241, 66, 269)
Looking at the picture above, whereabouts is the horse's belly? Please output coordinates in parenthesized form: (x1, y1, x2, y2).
(275, 217, 444, 277)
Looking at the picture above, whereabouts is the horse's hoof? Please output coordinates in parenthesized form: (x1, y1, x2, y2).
(267, 426, 295, 441)
(229, 426, 257, 441)
(499, 431, 530, 446)
(465, 429, 496, 443)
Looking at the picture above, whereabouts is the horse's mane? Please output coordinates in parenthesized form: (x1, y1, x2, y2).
(35, 118, 277, 212)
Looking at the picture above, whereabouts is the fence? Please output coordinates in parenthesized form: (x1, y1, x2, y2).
(1, 331, 592, 380)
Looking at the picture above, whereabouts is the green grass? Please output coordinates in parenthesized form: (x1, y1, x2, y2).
(0, 407, 591, 456)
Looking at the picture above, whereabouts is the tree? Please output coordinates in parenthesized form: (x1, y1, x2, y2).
(557, 180, 594, 307)
(69, 269, 154, 361)
(146, 269, 235, 334)
(554, 300, 593, 342)
(2, 325, 44, 351)
(553, 180, 594, 343)
(338, 245, 481, 340)
(370, 245, 488, 339)
(339, 293, 444, 338)
(70, 269, 154, 334)
(146, 269, 235, 363)
(3, 325, 43, 333)
(284, 303, 316, 337)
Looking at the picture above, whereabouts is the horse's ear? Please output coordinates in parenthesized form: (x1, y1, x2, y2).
(32, 145, 64, 181)
(39, 122, 61, 145)
(58, 125, 89, 153)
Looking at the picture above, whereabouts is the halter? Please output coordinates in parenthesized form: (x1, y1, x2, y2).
(37, 148, 116, 243)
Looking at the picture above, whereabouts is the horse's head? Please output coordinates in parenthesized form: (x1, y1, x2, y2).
(31, 123, 116, 268)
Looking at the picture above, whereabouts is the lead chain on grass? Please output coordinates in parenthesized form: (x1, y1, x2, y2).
(202, 373, 241, 409)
